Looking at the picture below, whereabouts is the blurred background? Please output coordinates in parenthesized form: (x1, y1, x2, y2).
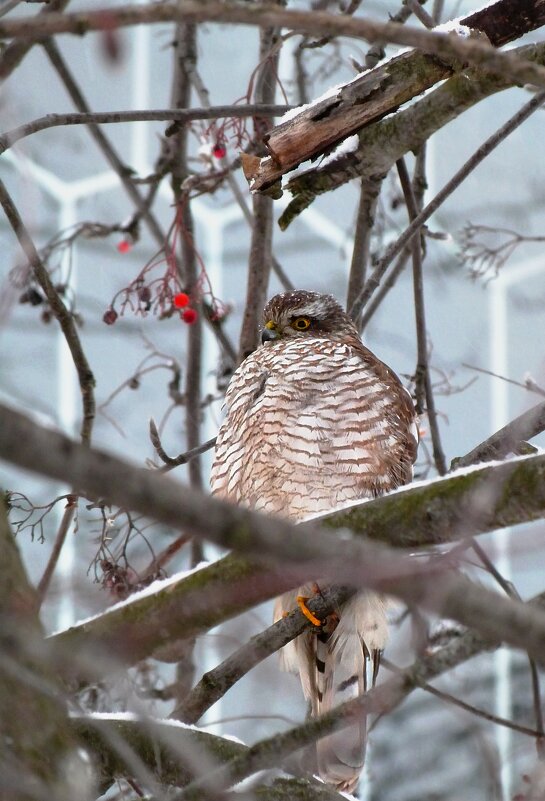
(1, 1, 545, 798)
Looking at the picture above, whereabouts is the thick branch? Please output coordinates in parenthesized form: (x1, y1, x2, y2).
(4, 405, 545, 672)
(74, 715, 354, 800)
(243, 0, 545, 193)
(73, 714, 245, 791)
(282, 41, 545, 221)
(2, 1, 545, 98)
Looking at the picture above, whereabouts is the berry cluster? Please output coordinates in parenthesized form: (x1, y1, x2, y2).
(173, 292, 198, 324)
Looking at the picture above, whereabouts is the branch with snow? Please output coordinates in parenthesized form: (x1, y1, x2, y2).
(174, 595, 545, 800)
(74, 592, 545, 798)
(3, 403, 545, 677)
(279, 40, 545, 226)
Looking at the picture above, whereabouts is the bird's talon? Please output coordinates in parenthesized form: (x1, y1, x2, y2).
(297, 595, 322, 627)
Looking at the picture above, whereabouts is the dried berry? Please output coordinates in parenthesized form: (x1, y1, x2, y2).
(103, 308, 118, 325)
(20, 288, 43, 306)
(138, 286, 151, 303)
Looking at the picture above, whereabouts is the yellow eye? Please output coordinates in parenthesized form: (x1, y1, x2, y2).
(293, 317, 311, 331)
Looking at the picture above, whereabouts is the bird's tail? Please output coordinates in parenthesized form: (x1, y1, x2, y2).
(273, 589, 387, 794)
(313, 592, 387, 795)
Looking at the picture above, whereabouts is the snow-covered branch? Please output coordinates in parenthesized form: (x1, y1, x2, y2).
(3, 403, 545, 675)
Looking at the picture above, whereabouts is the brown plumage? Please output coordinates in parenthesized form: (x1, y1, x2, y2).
(210, 290, 418, 793)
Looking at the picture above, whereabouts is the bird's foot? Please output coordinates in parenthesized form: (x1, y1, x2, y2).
(297, 594, 322, 627)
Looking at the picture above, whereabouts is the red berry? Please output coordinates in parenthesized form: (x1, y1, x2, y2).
(173, 292, 190, 309)
(212, 144, 226, 159)
(182, 308, 197, 324)
(117, 240, 131, 254)
(103, 308, 118, 325)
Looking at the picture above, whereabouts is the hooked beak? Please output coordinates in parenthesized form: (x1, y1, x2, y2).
(261, 322, 280, 344)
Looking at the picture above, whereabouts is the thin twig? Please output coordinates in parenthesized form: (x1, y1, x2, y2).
(346, 176, 383, 324)
(381, 657, 543, 739)
(0, 179, 96, 444)
(0, 103, 292, 153)
(397, 156, 446, 474)
(350, 90, 545, 316)
(172, 585, 355, 724)
(36, 496, 77, 607)
(462, 363, 545, 398)
(149, 418, 216, 471)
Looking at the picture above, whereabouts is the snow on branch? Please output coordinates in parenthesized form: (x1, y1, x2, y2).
(3, 403, 545, 675)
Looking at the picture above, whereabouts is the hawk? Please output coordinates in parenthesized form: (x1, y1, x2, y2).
(210, 290, 418, 793)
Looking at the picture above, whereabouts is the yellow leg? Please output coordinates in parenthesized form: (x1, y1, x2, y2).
(297, 595, 322, 627)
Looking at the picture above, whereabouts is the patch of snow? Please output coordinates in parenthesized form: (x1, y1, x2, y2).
(77, 712, 247, 744)
(434, 18, 473, 37)
(278, 82, 346, 124)
(319, 134, 360, 168)
(49, 561, 210, 637)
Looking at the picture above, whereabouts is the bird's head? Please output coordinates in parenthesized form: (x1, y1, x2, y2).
(261, 290, 358, 345)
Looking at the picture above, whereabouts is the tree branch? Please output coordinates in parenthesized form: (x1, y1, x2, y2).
(452, 399, 545, 469)
(2, 0, 545, 97)
(396, 156, 447, 474)
(348, 88, 545, 315)
(282, 41, 545, 223)
(0, 179, 96, 444)
(171, 584, 355, 724)
(0, 104, 291, 153)
(4, 405, 545, 673)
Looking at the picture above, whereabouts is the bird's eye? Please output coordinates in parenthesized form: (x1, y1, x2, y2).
(292, 317, 311, 330)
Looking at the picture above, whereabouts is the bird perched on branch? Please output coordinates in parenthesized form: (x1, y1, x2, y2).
(210, 289, 418, 793)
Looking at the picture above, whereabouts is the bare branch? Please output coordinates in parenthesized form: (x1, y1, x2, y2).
(396, 156, 447, 474)
(0, 104, 291, 153)
(172, 584, 355, 724)
(238, 11, 281, 362)
(0, 179, 96, 444)
(36, 495, 77, 607)
(349, 89, 545, 315)
(346, 176, 383, 321)
(452, 399, 545, 469)
(149, 418, 216, 471)
(3, 1, 545, 93)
